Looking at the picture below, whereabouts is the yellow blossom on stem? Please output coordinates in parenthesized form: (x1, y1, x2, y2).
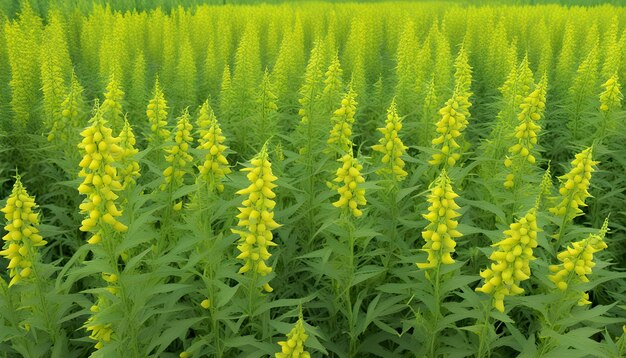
(147, 78, 170, 145)
(332, 152, 367, 217)
(197, 101, 231, 192)
(117, 119, 140, 189)
(0, 176, 46, 287)
(549, 147, 597, 221)
(276, 317, 310, 358)
(77, 110, 127, 244)
(327, 88, 357, 154)
(417, 170, 462, 269)
(372, 99, 408, 181)
(548, 218, 608, 305)
(85, 299, 113, 350)
(599, 74, 622, 112)
(429, 93, 471, 168)
(161, 111, 194, 191)
(101, 75, 125, 132)
(504, 76, 548, 189)
(476, 209, 540, 312)
(233, 147, 280, 293)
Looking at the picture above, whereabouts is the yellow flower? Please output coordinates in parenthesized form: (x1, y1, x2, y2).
(117, 119, 140, 189)
(197, 101, 231, 192)
(77, 110, 127, 244)
(101, 75, 125, 132)
(332, 153, 367, 217)
(0, 176, 46, 287)
(372, 100, 408, 181)
(429, 93, 470, 168)
(147, 78, 170, 144)
(200, 299, 210, 309)
(476, 209, 539, 312)
(179, 352, 191, 358)
(161, 111, 194, 191)
(549, 147, 597, 221)
(417, 171, 462, 269)
(48, 72, 84, 143)
(85, 299, 113, 350)
(599, 74, 622, 112)
(548, 218, 608, 305)
(276, 317, 310, 358)
(233, 147, 279, 293)
(327, 89, 357, 154)
(503, 76, 547, 189)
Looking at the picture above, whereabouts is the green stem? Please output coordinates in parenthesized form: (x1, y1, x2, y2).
(344, 217, 358, 357)
(382, 185, 399, 272)
(103, 227, 140, 357)
(476, 304, 492, 358)
(30, 261, 60, 346)
(428, 263, 442, 358)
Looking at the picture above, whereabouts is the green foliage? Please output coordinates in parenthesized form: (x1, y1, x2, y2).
(1, 2, 626, 358)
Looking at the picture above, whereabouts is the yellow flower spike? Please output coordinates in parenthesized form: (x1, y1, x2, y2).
(503, 76, 548, 189)
(599, 74, 622, 112)
(548, 218, 609, 304)
(428, 93, 470, 168)
(117, 119, 141, 189)
(232, 147, 279, 292)
(196, 101, 231, 192)
(549, 147, 598, 222)
(180, 352, 191, 358)
(77, 108, 127, 243)
(476, 209, 540, 312)
(275, 317, 310, 358)
(101, 75, 125, 133)
(85, 298, 114, 350)
(417, 171, 462, 270)
(327, 88, 357, 154)
(372, 100, 408, 181)
(49, 72, 85, 145)
(147, 78, 170, 145)
(161, 110, 194, 191)
(0, 176, 45, 287)
(332, 152, 367, 217)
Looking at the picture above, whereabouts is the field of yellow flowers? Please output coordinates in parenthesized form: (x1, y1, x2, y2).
(1, 1, 626, 357)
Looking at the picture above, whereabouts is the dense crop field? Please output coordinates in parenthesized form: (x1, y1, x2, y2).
(1, 1, 626, 357)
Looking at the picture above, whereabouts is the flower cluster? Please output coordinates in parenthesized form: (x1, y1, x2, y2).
(276, 317, 310, 358)
(147, 79, 170, 145)
(453, 45, 472, 96)
(161, 112, 194, 191)
(417, 171, 462, 269)
(197, 101, 230, 192)
(549, 147, 597, 221)
(429, 93, 470, 168)
(548, 218, 608, 305)
(327, 89, 357, 154)
(117, 119, 140, 189)
(48, 73, 84, 143)
(599, 74, 622, 112)
(101, 75, 125, 132)
(372, 100, 408, 181)
(332, 153, 367, 217)
(476, 209, 539, 312)
(233, 148, 280, 293)
(321, 52, 343, 111)
(504, 77, 548, 188)
(78, 112, 127, 244)
(0, 176, 46, 287)
(85, 298, 113, 350)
